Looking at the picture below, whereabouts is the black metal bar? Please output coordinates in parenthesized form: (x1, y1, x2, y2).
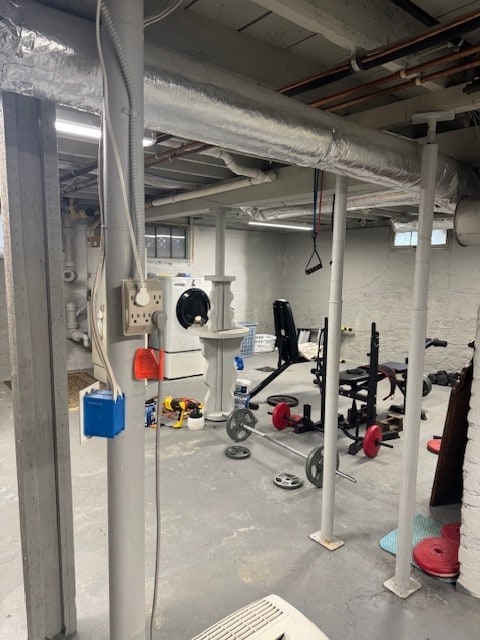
(367, 322, 379, 426)
(249, 361, 292, 399)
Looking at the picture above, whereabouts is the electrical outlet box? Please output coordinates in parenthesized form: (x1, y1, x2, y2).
(122, 279, 163, 335)
(83, 390, 125, 439)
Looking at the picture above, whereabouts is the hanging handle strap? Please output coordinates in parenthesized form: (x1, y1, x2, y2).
(305, 168, 323, 275)
(305, 247, 323, 274)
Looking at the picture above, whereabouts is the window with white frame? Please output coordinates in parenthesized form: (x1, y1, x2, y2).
(145, 224, 189, 260)
(393, 228, 448, 248)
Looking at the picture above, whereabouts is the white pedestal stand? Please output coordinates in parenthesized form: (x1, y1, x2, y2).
(189, 275, 247, 421)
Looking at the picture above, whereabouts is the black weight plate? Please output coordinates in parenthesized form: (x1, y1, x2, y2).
(225, 408, 257, 442)
(225, 446, 251, 460)
(267, 395, 299, 408)
(273, 473, 303, 490)
(305, 446, 340, 488)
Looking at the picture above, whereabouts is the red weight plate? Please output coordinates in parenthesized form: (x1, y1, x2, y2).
(272, 401, 291, 430)
(363, 424, 383, 458)
(413, 537, 460, 578)
(427, 438, 441, 454)
(441, 522, 461, 545)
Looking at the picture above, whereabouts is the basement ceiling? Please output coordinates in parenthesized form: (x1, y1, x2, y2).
(33, 0, 480, 230)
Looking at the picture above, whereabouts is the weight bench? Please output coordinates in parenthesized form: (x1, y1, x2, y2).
(249, 299, 308, 400)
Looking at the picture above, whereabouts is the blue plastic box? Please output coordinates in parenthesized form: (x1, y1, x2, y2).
(83, 390, 125, 438)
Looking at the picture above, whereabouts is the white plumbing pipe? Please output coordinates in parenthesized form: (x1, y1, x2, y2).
(200, 148, 268, 180)
(65, 302, 90, 348)
(311, 174, 348, 550)
(384, 139, 439, 598)
(148, 172, 277, 208)
(63, 219, 77, 283)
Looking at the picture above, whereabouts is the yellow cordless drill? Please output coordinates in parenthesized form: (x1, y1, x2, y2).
(162, 396, 203, 428)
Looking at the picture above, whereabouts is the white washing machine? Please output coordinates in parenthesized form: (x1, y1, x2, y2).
(150, 275, 210, 379)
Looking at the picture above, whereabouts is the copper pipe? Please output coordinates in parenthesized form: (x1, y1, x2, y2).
(364, 8, 480, 65)
(63, 140, 211, 194)
(144, 140, 210, 169)
(280, 7, 480, 96)
(279, 62, 351, 95)
(60, 160, 98, 184)
(325, 59, 480, 113)
(310, 42, 480, 109)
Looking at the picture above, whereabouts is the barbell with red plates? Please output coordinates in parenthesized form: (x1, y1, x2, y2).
(225, 408, 356, 488)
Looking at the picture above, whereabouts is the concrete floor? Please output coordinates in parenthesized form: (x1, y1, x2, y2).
(1, 351, 479, 640)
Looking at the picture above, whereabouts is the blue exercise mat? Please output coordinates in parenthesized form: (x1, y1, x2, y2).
(380, 513, 456, 583)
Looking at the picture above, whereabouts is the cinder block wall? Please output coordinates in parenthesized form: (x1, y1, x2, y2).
(282, 227, 478, 373)
(458, 307, 480, 598)
(147, 225, 283, 333)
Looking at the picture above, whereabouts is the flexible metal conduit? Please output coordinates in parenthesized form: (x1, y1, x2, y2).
(0, 0, 479, 212)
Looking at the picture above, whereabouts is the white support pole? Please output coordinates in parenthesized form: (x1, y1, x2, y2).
(310, 173, 347, 551)
(215, 209, 226, 277)
(384, 113, 451, 598)
(102, 2, 146, 639)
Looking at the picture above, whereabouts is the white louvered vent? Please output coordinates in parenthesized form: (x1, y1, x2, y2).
(190, 594, 329, 640)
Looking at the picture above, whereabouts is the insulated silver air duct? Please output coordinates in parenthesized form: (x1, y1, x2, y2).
(0, 0, 479, 211)
(244, 191, 422, 222)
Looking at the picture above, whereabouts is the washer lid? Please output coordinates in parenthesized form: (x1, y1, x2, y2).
(176, 288, 210, 329)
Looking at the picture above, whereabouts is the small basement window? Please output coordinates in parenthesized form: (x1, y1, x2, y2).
(145, 224, 189, 260)
(393, 228, 448, 248)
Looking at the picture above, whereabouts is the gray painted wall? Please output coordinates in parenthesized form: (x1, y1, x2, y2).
(281, 226, 477, 373)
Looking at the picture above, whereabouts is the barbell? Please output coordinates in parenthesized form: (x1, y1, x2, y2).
(225, 408, 356, 488)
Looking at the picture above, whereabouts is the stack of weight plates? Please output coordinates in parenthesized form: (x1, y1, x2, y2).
(427, 438, 442, 454)
(413, 522, 461, 579)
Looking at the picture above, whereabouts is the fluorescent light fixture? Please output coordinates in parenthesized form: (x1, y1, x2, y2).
(55, 119, 155, 147)
(248, 221, 312, 231)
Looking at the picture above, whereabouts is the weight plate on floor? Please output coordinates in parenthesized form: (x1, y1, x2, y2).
(441, 522, 461, 545)
(267, 394, 299, 408)
(226, 408, 257, 442)
(272, 402, 291, 430)
(427, 438, 442, 455)
(413, 537, 460, 578)
(305, 445, 340, 488)
(422, 375, 433, 397)
(225, 445, 251, 460)
(273, 472, 303, 490)
(363, 424, 383, 458)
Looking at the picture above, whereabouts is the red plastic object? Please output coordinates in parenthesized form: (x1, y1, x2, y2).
(363, 424, 382, 458)
(441, 522, 461, 545)
(133, 348, 164, 381)
(272, 402, 291, 430)
(427, 438, 442, 454)
(413, 537, 460, 578)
